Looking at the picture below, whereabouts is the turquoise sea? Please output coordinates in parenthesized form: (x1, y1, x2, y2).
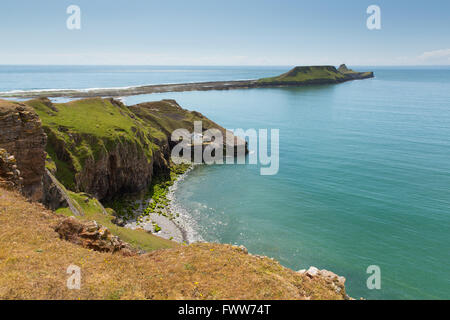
(2, 65, 449, 299)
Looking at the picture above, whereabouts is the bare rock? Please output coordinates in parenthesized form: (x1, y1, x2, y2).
(0, 100, 47, 201)
(298, 265, 348, 297)
(306, 266, 320, 278)
(54, 217, 137, 256)
(238, 245, 248, 254)
(43, 169, 83, 216)
(0, 149, 23, 191)
(111, 215, 126, 227)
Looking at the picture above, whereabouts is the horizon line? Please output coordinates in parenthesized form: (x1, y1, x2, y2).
(0, 64, 449, 67)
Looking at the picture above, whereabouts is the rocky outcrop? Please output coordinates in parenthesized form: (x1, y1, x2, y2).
(54, 217, 137, 256)
(130, 100, 248, 162)
(338, 64, 374, 80)
(1, 66, 374, 99)
(0, 148, 23, 191)
(338, 64, 351, 73)
(43, 169, 84, 216)
(258, 65, 374, 86)
(298, 266, 350, 299)
(43, 169, 69, 211)
(0, 100, 47, 201)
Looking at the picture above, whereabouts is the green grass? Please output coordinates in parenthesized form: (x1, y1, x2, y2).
(27, 98, 159, 189)
(141, 162, 191, 218)
(258, 66, 347, 83)
(26, 98, 213, 193)
(129, 100, 225, 138)
(107, 161, 191, 228)
(29, 98, 137, 142)
(24, 98, 206, 251)
(358, 71, 373, 78)
(45, 153, 56, 173)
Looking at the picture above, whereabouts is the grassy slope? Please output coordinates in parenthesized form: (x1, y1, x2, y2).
(0, 188, 346, 300)
(338, 65, 373, 78)
(258, 66, 347, 83)
(26, 98, 159, 189)
(25, 97, 241, 252)
(26, 97, 235, 252)
(56, 191, 176, 251)
(26, 98, 178, 251)
(26, 98, 221, 190)
(129, 99, 225, 137)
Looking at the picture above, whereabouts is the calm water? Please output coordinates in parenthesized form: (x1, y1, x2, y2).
(0, 65, 287, 92)
(2, 66, 449, 299)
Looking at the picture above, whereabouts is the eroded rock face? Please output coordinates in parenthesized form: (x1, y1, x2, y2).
(43, 169, 69, 211)
(76, 141, 165, 201)
(0, 100, 47, 201)
(0, 148, 23, 191)
(54, 217, 137, 256)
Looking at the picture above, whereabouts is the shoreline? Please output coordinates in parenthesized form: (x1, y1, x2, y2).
(124, 165, 202, 244)
(0, 73, 374, 99)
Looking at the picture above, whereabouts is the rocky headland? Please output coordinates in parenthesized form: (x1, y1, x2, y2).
(0, 94, 353, 300)
(0, 65, 373, 99)
(0, 97, 246, 241)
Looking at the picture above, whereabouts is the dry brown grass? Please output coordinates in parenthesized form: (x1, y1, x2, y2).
(0, 188, 346, 300)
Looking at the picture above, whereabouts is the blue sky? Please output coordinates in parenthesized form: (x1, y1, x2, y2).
(0, 0, 449, 65)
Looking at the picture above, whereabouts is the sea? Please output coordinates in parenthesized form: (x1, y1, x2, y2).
(1, 65, 449, 299)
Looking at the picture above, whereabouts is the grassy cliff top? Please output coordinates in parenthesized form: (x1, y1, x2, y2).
(0, 187, 348, 300)
(26, 97, 165, 149)
(26, 97, 241, 191)
(258, 66, 346, 83)
(129, 99, 228, 137)
(26, 97, 160, 189)
(258, 65, 373, 84)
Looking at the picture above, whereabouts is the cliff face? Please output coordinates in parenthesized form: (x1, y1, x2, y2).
(24, 98, 166, 201)
(0, 100, 47, 201)
(76, 139, 165, 200)
(26, 98, 243, 202)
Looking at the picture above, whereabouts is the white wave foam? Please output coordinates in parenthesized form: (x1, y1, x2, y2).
(0, 78, 253, 97)
(167, 166, 204, 244)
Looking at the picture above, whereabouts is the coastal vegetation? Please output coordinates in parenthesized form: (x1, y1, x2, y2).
(26, 97, 158, 191)
(0, 187, 349, 300)
(106, 161, 191, 236)
(0, 67, 370, 299)
(22, 97, 240, 246)
(258, 65, 373, 84)
(258, 66, 347, 83)
(55, 190, 176, 251)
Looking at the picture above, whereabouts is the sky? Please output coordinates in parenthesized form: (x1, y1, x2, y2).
(0, 0, 449, 65)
